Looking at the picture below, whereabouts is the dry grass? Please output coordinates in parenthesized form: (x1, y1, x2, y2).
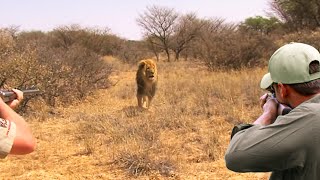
(0, 60, 271, 179)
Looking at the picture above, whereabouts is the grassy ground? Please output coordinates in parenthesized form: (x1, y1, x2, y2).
(0, 60, 271, 179)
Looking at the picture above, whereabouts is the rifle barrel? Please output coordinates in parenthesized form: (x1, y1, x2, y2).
(0, 89, 40, 102)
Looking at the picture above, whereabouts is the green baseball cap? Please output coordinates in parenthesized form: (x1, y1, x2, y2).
(260, 42, 320, 89)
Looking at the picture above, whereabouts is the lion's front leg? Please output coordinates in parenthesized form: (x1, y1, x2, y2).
(146, 96, 153, 109)
(142, 96, 148, 108)
(137, 94, 144, 108)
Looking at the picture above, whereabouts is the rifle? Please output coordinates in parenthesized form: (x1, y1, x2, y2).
(0, 89, 40, 103)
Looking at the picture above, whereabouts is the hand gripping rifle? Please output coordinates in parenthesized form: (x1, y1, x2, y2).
(0, 89, 40, 103)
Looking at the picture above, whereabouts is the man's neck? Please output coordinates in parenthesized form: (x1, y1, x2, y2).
(289, 93, 320, 108)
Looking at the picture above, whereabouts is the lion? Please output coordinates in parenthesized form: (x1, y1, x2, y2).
(136, 59, 158, 109)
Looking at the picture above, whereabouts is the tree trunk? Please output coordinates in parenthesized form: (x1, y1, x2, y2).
(165, 48, 170, 62)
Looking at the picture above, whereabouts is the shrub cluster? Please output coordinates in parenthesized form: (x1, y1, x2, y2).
(0, 26, 114, 109)
(196, 31, 276, 70)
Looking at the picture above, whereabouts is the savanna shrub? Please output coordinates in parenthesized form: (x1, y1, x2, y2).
(197, 31, 275, 70)
(1, 27, 113, 108)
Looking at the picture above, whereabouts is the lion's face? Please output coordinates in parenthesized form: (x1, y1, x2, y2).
(139, 60, 157, 82)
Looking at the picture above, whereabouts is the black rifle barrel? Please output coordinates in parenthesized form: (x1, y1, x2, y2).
(0, 89, 40, 102)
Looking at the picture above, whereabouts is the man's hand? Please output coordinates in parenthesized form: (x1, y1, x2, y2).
(261, 93, 278, 121)
(6, 89, 23, 109)
(254, 93, 278, 125)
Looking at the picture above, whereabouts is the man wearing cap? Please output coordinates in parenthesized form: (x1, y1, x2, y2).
(225, 42, 320, 179)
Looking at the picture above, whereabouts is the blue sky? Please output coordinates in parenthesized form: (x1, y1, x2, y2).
(1, 0, 270, 40)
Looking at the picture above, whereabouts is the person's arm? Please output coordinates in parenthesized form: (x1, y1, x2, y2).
(230, 94, 279, 139)
(0, 89, 36, 155)
(225, 94, 297, 172)
(231, 94, 293, 139)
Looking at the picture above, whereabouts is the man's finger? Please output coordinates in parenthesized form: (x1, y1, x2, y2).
(260, 93, 269, 108)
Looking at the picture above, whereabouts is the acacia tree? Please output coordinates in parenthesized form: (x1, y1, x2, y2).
(145, 36, 162, 61)
(137, 5, 178, 61)
(193, 18, 242, 70)
(170, 13, 204, 61)
(269, 0, 320, 30)
(238, 16, 281, 35)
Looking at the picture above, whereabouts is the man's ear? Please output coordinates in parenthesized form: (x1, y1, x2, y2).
(278, 83, 289, 98)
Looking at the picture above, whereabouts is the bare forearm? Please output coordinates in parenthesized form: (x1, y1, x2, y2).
(253, 111, 277, 125)
(0, 100, 35, 154)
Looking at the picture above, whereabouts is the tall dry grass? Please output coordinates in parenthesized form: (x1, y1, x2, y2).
(0, 60, 270, 179)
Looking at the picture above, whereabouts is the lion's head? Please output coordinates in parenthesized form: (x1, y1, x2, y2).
(138, 59, 158, 82)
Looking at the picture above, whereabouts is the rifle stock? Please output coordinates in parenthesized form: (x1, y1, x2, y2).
(0, 89, 40, 103)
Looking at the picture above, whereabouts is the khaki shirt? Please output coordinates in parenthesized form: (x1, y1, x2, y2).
(0, 119, 16, 158)
(225, 94, 320, 180)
